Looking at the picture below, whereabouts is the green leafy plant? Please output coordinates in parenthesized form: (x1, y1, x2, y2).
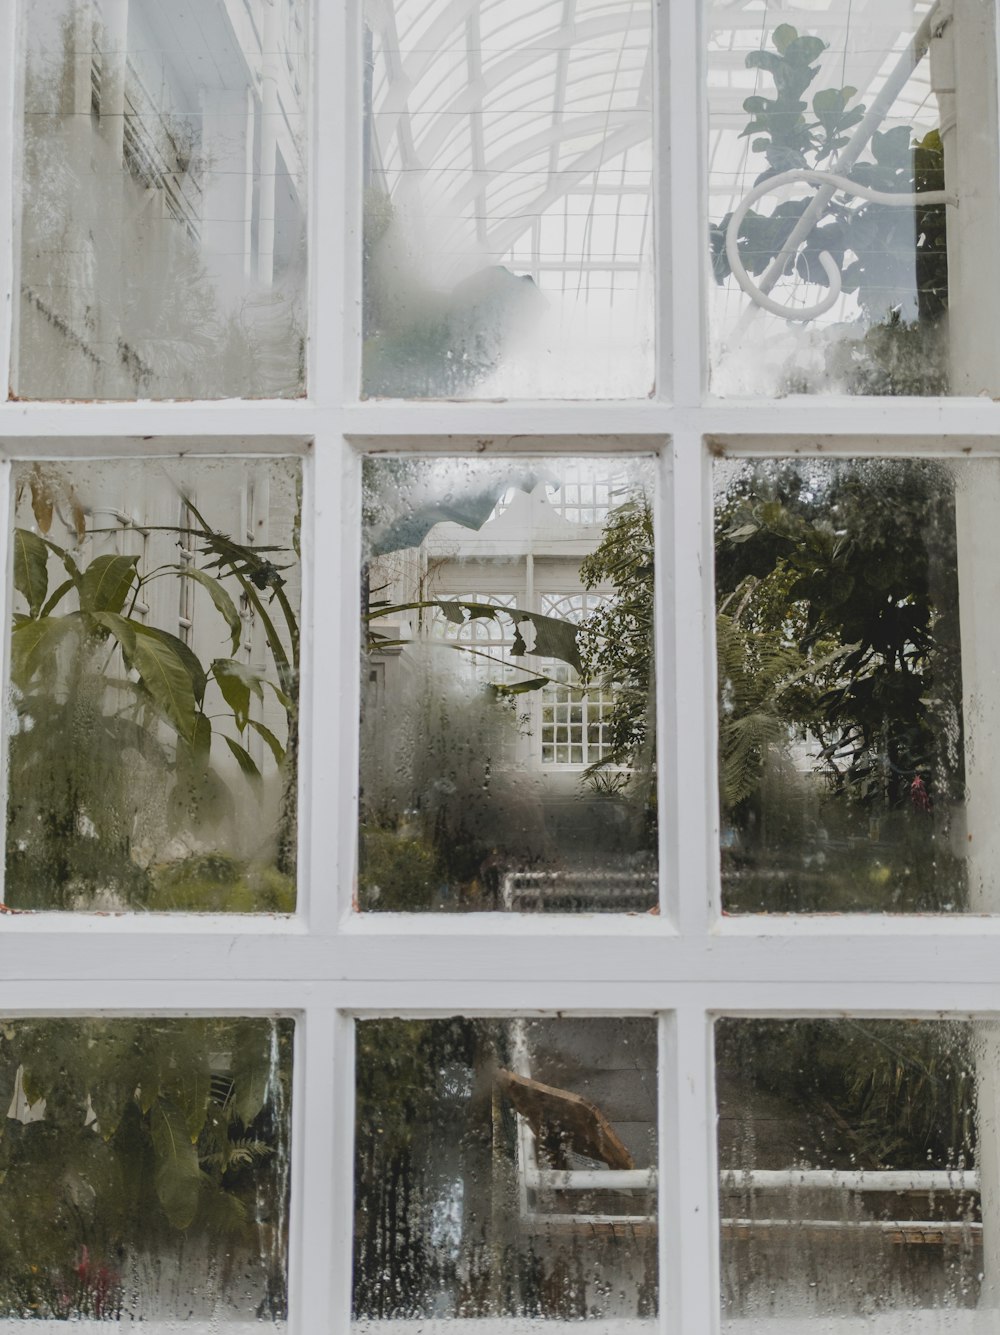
(0, 1017, 292, 1319)
(709, 25, 949, 388)
(577, 494, 655, 777)
(7, 477, 299, 910)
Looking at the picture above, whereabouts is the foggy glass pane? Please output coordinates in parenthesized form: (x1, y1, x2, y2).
(360, 455, 657, 913)
(15, 0, 307, 400)
(354, 1016, 657, 1320)
(717, 1018, 985, 1328)
(714, 456, 987, 914)
(707, 1, 975, 396)
(0, 1016, 292, 1323)
(6, 455, 300, 911)
(363, 1, 654, 399)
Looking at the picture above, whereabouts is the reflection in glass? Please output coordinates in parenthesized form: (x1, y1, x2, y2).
(360, 456, 657, 912)
(6, 456, 300, 911)
(0, 1016, 292, 1322)
(717, 1018, 983, 1328)
(715, 457, 970, 913)
(15, 0, 307, 399)
(363, 0, 653, 399)
(707, 1, 960, 395)
(354, 1016, 657, 1320)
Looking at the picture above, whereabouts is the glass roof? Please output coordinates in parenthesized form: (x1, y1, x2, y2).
(365, 0, 652, 301)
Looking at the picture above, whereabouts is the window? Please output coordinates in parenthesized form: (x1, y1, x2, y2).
(2, 0, 1000, 1331)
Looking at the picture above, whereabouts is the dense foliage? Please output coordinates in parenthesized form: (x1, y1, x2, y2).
(577, 494, 655, 778)
(716, 458, 963, 814)
(7, 477, 298, 910)
(0, 1018, 292, 1319)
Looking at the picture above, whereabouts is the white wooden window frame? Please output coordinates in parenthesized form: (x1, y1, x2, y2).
(0, 1, 1000, 1332)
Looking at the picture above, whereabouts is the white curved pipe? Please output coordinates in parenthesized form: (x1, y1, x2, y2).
(725, 168, 958, 323)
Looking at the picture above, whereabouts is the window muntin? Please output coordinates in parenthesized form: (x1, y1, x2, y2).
(6, 455, 301, 912)
(359, 453, 656, 913)
(14, 0, 308, 400)
(0, 1015, 293, 1323)
(362, 0, 654, 399)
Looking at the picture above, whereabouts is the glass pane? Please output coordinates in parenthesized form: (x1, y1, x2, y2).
(354, 1016, 657, 1320)
(15, 0, 307, 399)
(717, 1018, 985, 1328)
(714, 455, 985, 914)
(7, 455, 301, 911)
(363, 1, 654, 399)
(0, 1016, 292, 1322)
(707, 1, 983, 395)
(360, 455, 657, 912)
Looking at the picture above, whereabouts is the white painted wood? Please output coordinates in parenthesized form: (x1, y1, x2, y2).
(291, 997, 342, 1333)
(4, 396, 1000, 441)
(0, 1, 999, 1331)
(668, 430, 717, 932)
(0, 0, 16, 391)
(662, 1010, 719, 1335)
(349, 1323, 997, 1335)
(664, 0, 706, 404)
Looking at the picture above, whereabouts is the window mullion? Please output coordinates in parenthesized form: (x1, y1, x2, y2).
(0, 2, 15, 388)
(662, 1008, 719, 1335)
(663, 0, 707, 406)
(291, 999, 348, 1335)
(311, 0, 360, 408)
(664, 430, 716, 932)
(303, 430, 358, 932)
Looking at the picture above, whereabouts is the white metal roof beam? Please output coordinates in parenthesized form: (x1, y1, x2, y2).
(377, 9, 650, 171)
(483, 121, 651, 258)
(465, 5, 489, 247)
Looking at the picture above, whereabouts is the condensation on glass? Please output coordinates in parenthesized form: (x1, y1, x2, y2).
(0, 1016, 293, 1323)
(14, 0, 307, 399)
(6, 454, 301, 911)
(362, 0, 654, 399)
(706, 0, 995, 396)
(354, 1015, 658, 1320)
(360, 455, 656, 913)
(716, 1018, 986, 1328)
(711, 454, 1000, 914)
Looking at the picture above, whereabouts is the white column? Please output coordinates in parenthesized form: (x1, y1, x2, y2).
(256, 0, 281, 287)
(199, 88, 254, 303)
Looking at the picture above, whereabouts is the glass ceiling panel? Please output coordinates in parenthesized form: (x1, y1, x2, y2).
(363, 0, 654, 399)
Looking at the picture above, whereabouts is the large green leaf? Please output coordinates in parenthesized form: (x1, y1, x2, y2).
(170, 1060, 212, 1143)
(39, 576, 77, 618)
(224, 734, 262, 781)
(80, 553, 139, 614)
(99, 619, 200, 743)
(13, 528, 49, 618)
(131, 637, 198, 742)
(367, 599, 582, 672)
(174, 566, 242, 655)
(247, 717, 285, 765)
(90, 609, 136, 656)
(230, 1027, 275, 1126)
(9, 612, 82, 684)
(510, 609, 582, 673)
(150, 1099, 202, 1229)
(134, 623, 208, 704)
(213, 658, 265, 732)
